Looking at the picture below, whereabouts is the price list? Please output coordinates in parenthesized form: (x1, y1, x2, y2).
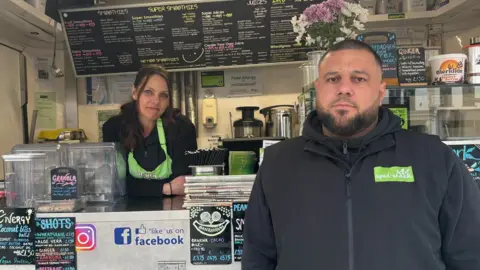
(35, 217, 77, 270)
(0, 208, 35, 265)
(397, 47, 427, 85)
(190, 206, 232, 265)
(232, 202, 247, 261)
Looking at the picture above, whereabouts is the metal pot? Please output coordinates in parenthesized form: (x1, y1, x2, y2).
(260, 105, 296, 138)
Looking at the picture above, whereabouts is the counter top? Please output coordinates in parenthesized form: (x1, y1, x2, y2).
(77, 195, 186, 213)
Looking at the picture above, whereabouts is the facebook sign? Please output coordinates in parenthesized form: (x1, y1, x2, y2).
(114, 227, 132, 245)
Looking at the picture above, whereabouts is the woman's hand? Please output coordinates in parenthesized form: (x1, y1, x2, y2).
(163, 176, 185, 196)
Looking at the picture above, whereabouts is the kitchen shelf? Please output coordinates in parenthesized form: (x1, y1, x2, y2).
(366, 0, 480, 31)
(0, 0, 62, 50)
(387, 84, 480, 90)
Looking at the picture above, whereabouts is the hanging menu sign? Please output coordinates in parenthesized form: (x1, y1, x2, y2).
(60, 0, 318, 77)
(190, 206, 232, 265)
(232, 202, 247, 261)
(397, 47, 427, 86)
(35, 217, 77, 270)
(0, 208, 35, 265)
(268, 0, 315, 63)
(51, 167, 78, 200)
(357, 32, 398, 84)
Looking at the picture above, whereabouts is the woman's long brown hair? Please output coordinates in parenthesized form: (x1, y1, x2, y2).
(120, 65, 175, 151)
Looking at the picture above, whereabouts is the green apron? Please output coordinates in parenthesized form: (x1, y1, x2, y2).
(128, 119, 172, 180)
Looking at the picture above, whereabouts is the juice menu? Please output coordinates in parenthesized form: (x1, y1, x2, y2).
(0, 208, 35, 265)
(60, 0, 319, 76)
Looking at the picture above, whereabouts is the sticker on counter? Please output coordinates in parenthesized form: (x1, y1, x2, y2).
(0, 208, 35, 265)
(35, 217, 77, 270)
(232, 202, 247, 261)
(51, 167, 78, 200)
(189, 206, 232, 265)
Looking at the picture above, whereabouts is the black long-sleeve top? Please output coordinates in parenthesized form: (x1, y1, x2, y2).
(102, 113, 197, 198)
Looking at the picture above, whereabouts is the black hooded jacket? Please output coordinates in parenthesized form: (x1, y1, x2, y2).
(242, 107, 480, 270)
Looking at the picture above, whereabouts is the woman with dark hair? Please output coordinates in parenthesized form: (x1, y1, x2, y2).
(102, 65, 197, 198)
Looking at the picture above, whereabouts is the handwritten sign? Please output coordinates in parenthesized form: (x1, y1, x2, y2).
(190, 206, 232, 265)
(397, 47, 427, 86)
(357, 32, 398, 82)
(0, 208, 35, 265)
(232, 202, 247, 261)
(51, 167, 78, 200)
(35, 217, 77, 270)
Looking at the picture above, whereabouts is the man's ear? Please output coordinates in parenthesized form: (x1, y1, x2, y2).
(378, 80, 387, 105)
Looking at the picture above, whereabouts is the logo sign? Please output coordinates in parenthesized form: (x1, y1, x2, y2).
(114, 227, 131, 245)
(75, 224, 97, 251)
(113, 224, 184, 246)
(189, 206, 232, 265)
(374, 166, 415, 183)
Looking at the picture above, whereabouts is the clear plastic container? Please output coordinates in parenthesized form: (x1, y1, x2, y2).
(2, 153, 47, 208)
(66, 142, 126, 203)
(11, 143, 65, 199)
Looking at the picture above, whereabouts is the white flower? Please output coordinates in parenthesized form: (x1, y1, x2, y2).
(295, 35, 302, 43)
(291, 15, 298, 26)
(305, 35, 315, 46)
(340, 26, 353, 36)
(353, 19, 365, 31)
(358, 13, 368, 23)
(334, 37, 345, 44)
(341, 7, 352, 17)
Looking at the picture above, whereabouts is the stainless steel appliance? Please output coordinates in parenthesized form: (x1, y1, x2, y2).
(260, 105, 296, 138)
(233, 106, 263, 138)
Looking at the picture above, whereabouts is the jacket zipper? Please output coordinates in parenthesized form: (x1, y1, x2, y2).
(343, 142, 354, 270)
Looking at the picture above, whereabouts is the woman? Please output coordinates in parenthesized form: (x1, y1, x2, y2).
(102, 65, 197, 198)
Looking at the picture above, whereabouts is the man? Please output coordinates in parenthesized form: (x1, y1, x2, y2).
(242, 39, 480, 270)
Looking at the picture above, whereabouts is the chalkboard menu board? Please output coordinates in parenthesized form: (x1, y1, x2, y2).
(444, 141, 480, 181)
(59, 0, 318, 77)
(51, 167, 78, 200)
(397, 47, 427, 86)
(189, 206, 232, 265)
(232, 202, 247, 261)
(357, 32, 398, 82)
(0, 208, 35, 265)
(35, 217, 77, 270)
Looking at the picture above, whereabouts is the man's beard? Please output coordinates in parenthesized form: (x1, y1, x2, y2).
(316, 101, 379, 138)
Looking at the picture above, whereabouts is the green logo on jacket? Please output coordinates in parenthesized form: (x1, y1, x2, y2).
(374, 166, 415, 183)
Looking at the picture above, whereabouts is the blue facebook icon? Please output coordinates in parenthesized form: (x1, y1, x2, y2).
(114, 227, 132, 245)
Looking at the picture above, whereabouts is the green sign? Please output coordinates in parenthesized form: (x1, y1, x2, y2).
(201, 71, 225, 88)
(388, 13, 406, 19)
(385, 105, 409, 130)
(374, 166, 415, 183)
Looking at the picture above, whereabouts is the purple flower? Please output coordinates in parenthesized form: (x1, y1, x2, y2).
(324, 0, 345, 13)
(303, 3, 335, 23)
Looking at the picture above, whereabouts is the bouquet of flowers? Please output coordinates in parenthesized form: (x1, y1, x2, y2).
(291, 0, 369, 50)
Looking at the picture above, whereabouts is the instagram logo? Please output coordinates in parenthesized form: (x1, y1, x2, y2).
(75, 224, 97, 251)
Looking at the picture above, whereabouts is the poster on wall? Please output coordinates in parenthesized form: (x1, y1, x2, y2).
(232, 202, 248, 261)
(383, 104, 409, 130)
(443, 140, 480, 181)
(0, 208, 35, 265)
(189, 206, 232, 265)
(35, 92, 57, 129)
(98, 109, 120, 141)
(35, 217, 77, 270)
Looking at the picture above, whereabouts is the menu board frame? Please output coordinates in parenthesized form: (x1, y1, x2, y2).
(443, 140, 480, 181)
(58, 0, 312, 77)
